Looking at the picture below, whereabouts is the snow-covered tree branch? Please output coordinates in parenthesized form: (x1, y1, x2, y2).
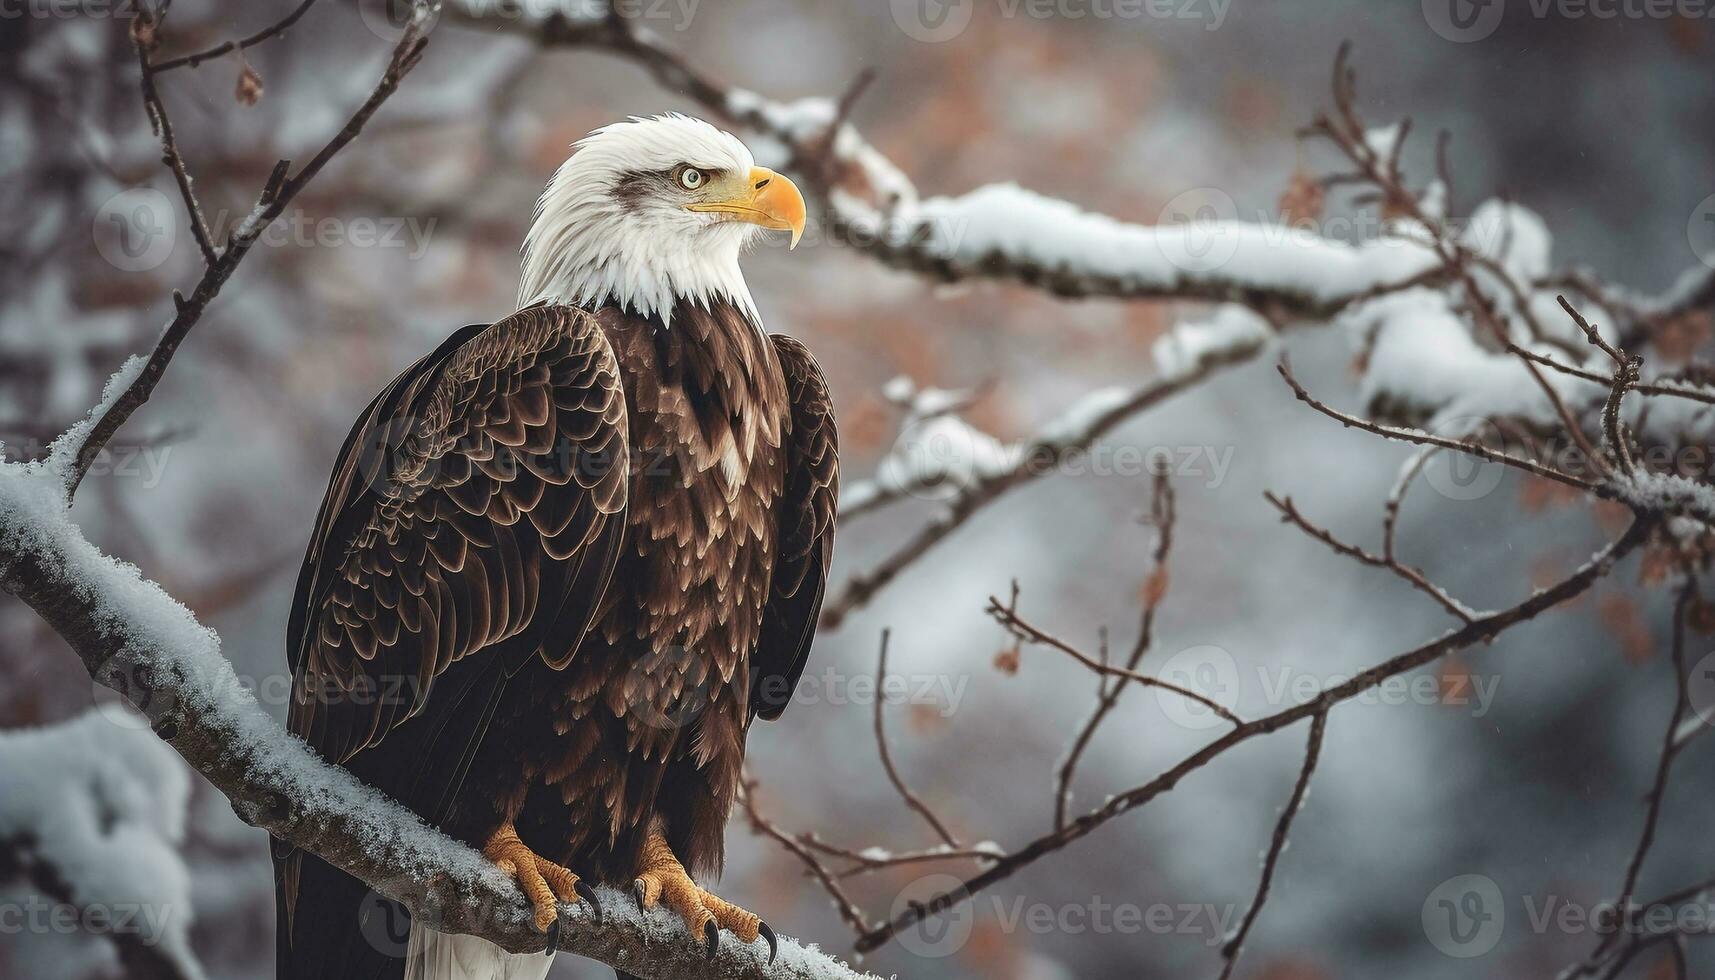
(5, 4, 1715, 980)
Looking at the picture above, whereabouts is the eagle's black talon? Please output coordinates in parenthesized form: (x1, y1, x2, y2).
(759, 921, 778, 965)
(704, 919, 720, 960)
(576, 881, 603, 927)
(633, 880, 648, 914)
(544, 915, 561, 957)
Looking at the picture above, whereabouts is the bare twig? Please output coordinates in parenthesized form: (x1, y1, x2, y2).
(1264, 491, 1477, 623)
(1383, 446, 1436, 563)
(131, 4, 219, 267)
(737, 781, 876, 939)
(1056, 472, 1176, 830)
(1560, 578, 1700, 980)
(152, 0, 321, 72)
(1277, 356, 1602, 494)
(1560, 293, 1631, 368)
(873, 630, 962, 849)
(1507, 342, 1715, 407)
(823, 332, 1267, 627)
(69, 11, 432, 495)
(1217, 708, 1329, 980)
(986, 593, 1244, 727)
(847, 517, 1651, 953)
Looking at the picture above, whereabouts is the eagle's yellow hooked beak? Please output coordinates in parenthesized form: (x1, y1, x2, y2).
(686, 167, 806, 248)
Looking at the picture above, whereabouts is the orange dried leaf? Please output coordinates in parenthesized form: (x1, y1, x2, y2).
(1593, 500, 1633, 535)
(1598, 593, 1655, 664)
(1637, 546, 1678, 587)
(1519, 475, 1583, 514)
(1140, 567, 1170, 608)
(1653, 309, 1712, 364)
(1438, 655, 1472, 710)
(1278, 170, 1325, 226)
(907, 701, 947, 736)
(1668, 14, 1706, 56)
(236, 64, 264, 107)
(130, 14, 157, 48)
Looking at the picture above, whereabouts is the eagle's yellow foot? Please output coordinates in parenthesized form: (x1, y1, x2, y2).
(633, 832, 778, 964)
(482, 823, 601, 942)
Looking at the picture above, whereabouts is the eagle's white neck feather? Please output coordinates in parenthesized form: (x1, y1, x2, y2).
(516, 115, 762, 327)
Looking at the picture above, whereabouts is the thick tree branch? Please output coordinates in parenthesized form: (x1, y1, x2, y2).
(0, 471, 882, 980)
(442, 12, 1715, 638)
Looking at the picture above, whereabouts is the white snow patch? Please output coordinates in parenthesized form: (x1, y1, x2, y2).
(1152, 305, 1273, 380)
(0, 711, 203, 979)
(874, 182, 1439, 303)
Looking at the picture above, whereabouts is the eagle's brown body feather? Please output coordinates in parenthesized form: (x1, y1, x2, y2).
(274, 300, 836, 979)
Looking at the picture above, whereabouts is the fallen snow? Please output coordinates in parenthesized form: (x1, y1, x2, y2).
(0, 711, 203, 979)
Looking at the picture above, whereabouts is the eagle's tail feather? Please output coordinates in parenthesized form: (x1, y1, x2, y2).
(405, 923, 553, 980)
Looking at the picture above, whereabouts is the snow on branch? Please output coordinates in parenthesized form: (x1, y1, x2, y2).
(6, 8, 1715, 976)
(447, 8, 1715, 630)
(0, 712, 201, 980)
(0, 453, 882, 980)
(824, 181, 1443, 317)
(448, 5, 1456, 321)
(823, 305, 1270, 628)
(1, 5, 881, 977)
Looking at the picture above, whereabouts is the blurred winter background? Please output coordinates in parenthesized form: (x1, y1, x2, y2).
(3, 1, 1714, 978)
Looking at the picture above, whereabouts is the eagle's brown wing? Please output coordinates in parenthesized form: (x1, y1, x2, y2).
(286, 304, 629, 766)
(751, 334, 839, 721)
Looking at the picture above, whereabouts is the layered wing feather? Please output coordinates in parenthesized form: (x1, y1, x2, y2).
(286, 305, 629, 765)
(750, 334, 839, 721)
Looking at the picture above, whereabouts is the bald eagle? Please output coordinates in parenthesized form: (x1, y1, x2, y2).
(274, 115, 838, 980)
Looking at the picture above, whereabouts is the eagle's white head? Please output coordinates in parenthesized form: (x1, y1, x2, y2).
(516, 114, 806, 326)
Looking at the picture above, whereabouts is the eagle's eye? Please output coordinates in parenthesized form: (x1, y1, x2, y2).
(676, 166, 706, 190)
